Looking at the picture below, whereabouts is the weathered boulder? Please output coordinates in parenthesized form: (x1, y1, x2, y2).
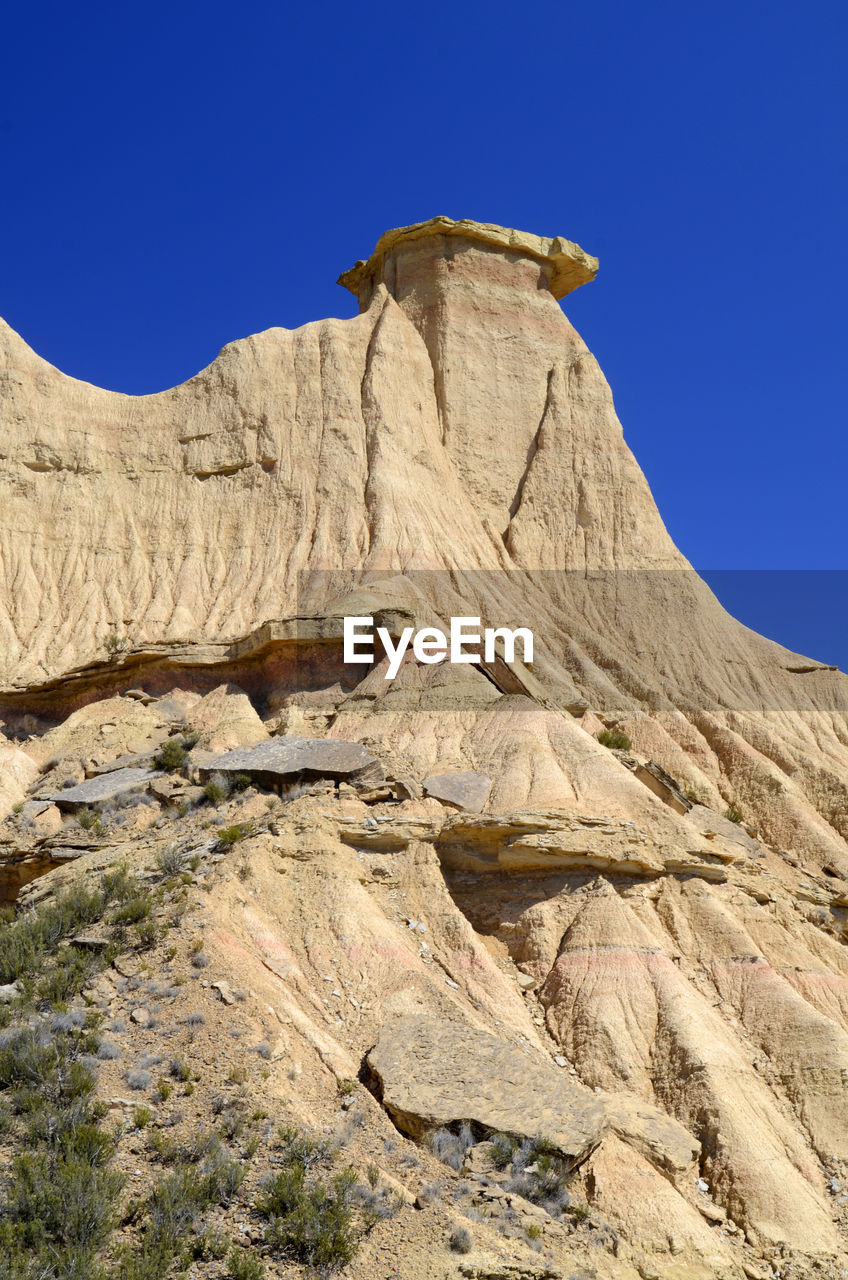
(0, 739, 38, 822)
(51, 767, 157, 811)
(422, 770, 492, 813)
(202, 736, 378, 786)
(633, 759, 693, 815)
(185, 683, 268, 753)
(366, 1015, 606, 1168)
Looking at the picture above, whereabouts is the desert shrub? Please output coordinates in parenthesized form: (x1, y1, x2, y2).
(135, 918, 159, 949)
(724, 806, 743, 824)
(126, 1070, 151, 1091)
(218, 1105, 248, 1142)
(96, 1038, 121, 1061)
(524, 1221, 542, 1246)
(258, 1162, 358, 1272)
(154, 739, 187, 772)
(0, 882, 109, 987)
(276, 1126, 336, 1168)
(57, 1121, 116, 1167)
(191, 951, 210, 970)
(230, 773, 253, 792)
(501, 1136, 571, 1213)
(0, 1026, 94, 1108)
(204, 1146, 245, 1206)
(133, 1105, 152, 1129)
(134, 1139, 246, 1268)
(416, 1180, 442, 1206)
(169, 1055, 191, 1082)
(489, 1131, 518, 1170)
(428, 1123, 475, 1171)
(216, 822, 254, 848)
(348, 1180, 403, 1229)
(449, 1224, 473, 1254)
(190, 1226, 230, 1260)
(7, 1149, 122, 1247)
(203, 774, 230, 805)
(153, 734, 198, 773)
(155, 845, 187, 877)
(596, 729, 632, 751)
(0, 910, 129, 1278)
(147, 1164, 208, 1251)
(111, 1240, 175, 1280)
(110, 889, 152, 927)
(101, 865, 139, 902)
(77, 807, 103, 832)
(104, 633, 129, 657)
(36, 946, 98, 1007)
(227, 1246, 266, 1280)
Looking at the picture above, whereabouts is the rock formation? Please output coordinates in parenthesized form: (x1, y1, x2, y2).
(1, 217, 848, 1279)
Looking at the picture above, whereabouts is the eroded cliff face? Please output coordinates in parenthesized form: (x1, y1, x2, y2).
(2, 219, 848, 1279)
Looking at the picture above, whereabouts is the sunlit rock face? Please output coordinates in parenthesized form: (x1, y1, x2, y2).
(3, 216, 848, 1273)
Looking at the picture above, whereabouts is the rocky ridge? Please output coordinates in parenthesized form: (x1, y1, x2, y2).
(1, 218, 847, 1279)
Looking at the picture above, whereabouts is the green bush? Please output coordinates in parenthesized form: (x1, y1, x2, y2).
(227, 1246, 266, 1280)
(7, 1150, 124, 1250)
(104, 633, 129, 657)
(36, 946, 97, 1007)
(203, 775, 230, 805)
(0, 1019, 124, 1276)
(134, 1143, 245, 1265)
(498, 1135, 571, 1214)
(489, 1131, 518, 1170)
(153, 733, 200, 773)
(77, 807, 103, 832)
(169, 1055, 191, 1082)
(0, 1025, 94, 1105)
(217, 823, 254, 848)
(153, 739, 187, 773)
(724, 806, 743, 824)
(0, 882, 111, 986)
(259, 1162, 358, 1272)
(596, 729, 632, 751)
(276, 1125, 336, 1168)
(111, 889, 153, 926)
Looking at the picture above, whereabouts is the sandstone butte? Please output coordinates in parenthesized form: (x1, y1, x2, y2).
(0, 216, 847, 1280)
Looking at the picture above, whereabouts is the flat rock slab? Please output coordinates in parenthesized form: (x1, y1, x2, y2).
(422, 770, 491, 812)
(90, 752, 155, 776)
(51, 767, 158, 810)
(202, 736, 378, 783)
(366, 1015, 606, 1168)
(41, 847, 85, 862)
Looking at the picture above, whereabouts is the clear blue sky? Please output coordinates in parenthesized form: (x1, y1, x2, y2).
(1, 2, 845, 660)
